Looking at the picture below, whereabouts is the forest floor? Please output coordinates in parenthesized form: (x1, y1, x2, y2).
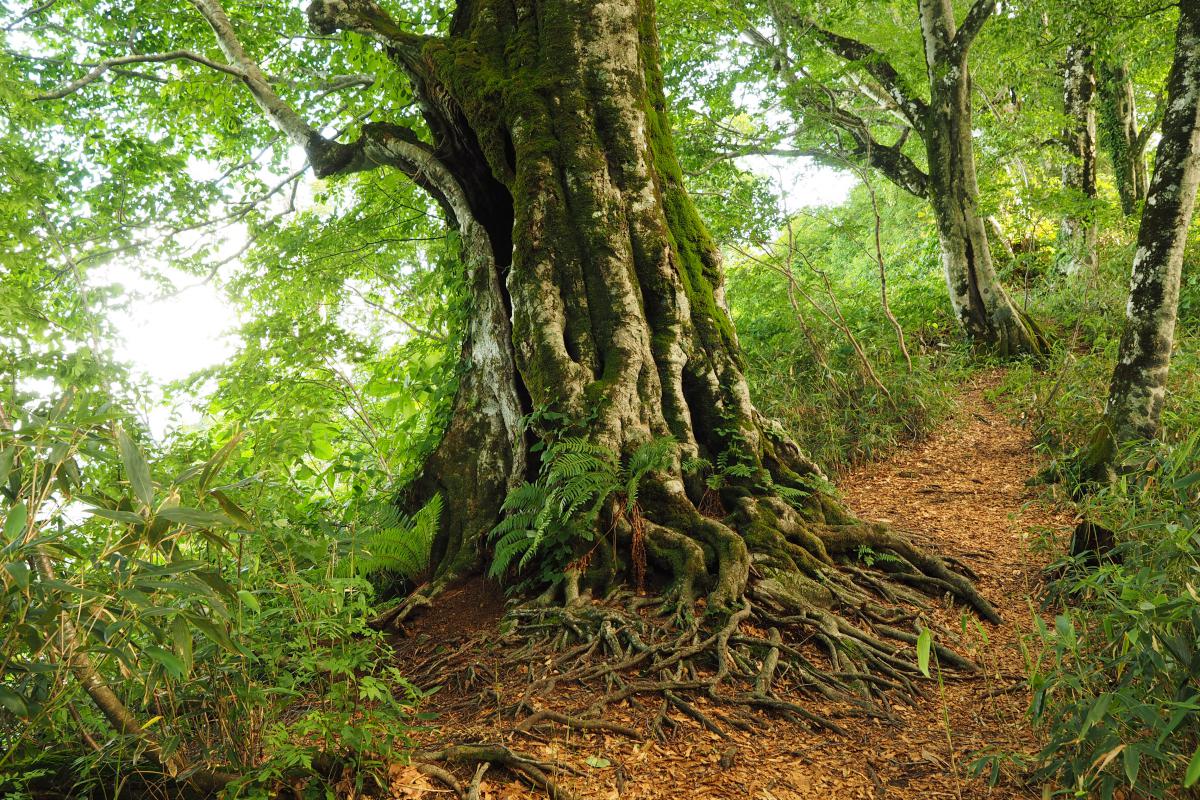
(384, 370, 1071, 800)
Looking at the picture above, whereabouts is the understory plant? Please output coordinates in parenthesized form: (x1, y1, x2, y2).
(1024, 434, 1200, 798)
(0, 393, 422, 798)
(488, 431, 676, 590)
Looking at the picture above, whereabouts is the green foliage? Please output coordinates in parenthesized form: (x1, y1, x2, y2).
(0, 394, 422, 796)
(488, 434, 675, 586)
(728, 184, 968, 474)
(1020, 436, 1200, 799)
(990, 233, 1200, 799)
(337, 493, 441, 589)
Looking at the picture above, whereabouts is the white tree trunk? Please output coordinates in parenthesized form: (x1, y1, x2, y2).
(1061, 40, 1098, 277)
(1105, 2, 1200, 443)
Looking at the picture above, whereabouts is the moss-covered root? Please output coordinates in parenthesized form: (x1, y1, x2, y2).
(817, 522, 1002, 624)
(995, 303, 1050, 359)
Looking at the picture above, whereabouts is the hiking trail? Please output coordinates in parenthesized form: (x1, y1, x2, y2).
(388, 370, 1068, 800)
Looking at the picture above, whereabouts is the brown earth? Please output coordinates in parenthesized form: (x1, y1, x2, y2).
(384, 370, 1070, 800)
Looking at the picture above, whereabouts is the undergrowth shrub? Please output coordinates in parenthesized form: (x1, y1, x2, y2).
(0, 396, 423, 798)
(992, 235, 1200, 798)
(728, 184, 970, 474)
(1024, 435, 1200, 799)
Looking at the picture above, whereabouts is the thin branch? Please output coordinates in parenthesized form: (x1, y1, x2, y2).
(36, 50, 245, 100)
(797, 18, 930, 131)
(951, 0, 996, 57)
(2, 0, 59, 31)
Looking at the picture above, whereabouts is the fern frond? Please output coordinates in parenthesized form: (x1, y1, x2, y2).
(352, 493, 442, 582)
(489, 528, 536, 577)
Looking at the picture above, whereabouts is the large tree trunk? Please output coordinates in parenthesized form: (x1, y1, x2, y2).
(1101, 2, 1200, 451)
(293, 0, 996, 627)
(1061, 39, 1098, 278)
(918, 0, 1045, 356)
(400, 0, 841, 610)
(1098, 60, 1151, 216)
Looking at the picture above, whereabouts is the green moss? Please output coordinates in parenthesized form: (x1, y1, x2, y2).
(635, 0, 739, 357)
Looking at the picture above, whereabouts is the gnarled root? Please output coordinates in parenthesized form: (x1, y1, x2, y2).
(396, 478, 997, 797)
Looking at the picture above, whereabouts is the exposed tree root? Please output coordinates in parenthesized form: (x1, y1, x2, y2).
(412, 744, 581, 800)
(390, 469, 998, 797)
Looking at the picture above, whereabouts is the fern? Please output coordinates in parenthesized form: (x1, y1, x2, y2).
(487, 433, 677, 582)
(344, 494, 442, 582)
(623, 437, 675, 511)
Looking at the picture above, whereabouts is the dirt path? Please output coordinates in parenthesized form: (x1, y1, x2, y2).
(392, 371, 1069, 800)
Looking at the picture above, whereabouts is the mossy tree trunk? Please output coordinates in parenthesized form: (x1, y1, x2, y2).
(1101, 2, 1200, 450)
(1098, 60, 1152, 217)
(917, 0, 1045, 357)
(1061, 38, 1098, 278)
(186, 0, 992, 623)
(372, 0, 846, 610)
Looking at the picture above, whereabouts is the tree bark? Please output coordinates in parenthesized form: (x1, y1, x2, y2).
(1060, 39, 1098, 278)
(1098, 60, 1151, 216)
(199, 0, 996, 625)
(1100, 1, 1200, 453)
(918, 0, 1045, 355)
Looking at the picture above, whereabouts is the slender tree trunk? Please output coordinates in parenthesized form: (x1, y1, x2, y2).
(1100, 2, 1200, 454)
(1061, 39, 1098, 277)
(919, 0, 1045, 356)
(1098, 60, 1151, 216)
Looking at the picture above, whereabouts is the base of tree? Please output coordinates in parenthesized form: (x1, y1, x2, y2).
(375, 490, 1001, 798)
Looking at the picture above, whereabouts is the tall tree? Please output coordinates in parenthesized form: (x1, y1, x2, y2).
(1060, 36, 1098, 277)
(1097, 60, 1155, 215)
(744, 0, 1045, 355)
(1094, 0, 1200, 465)
(19, 0, 993, 641)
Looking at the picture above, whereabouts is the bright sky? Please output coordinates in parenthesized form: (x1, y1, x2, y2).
(105, 155, 853, 437)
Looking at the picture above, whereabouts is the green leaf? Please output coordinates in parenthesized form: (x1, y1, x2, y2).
(211, 490, 254, 530)
(916, 627, 932, 678)
(198, 431, 244, 492)
(116, 426, 154, 508)
(1080, 693, 1112, 737)
(0, 685, 29, 717)
(0, 447, 15, 488)
(143, 645, 186, 679)
(171, 616, 193, 672)
(3, 501, 28, 542)
(237, 589, 260, 613)
(157, 506, 231, 528)
(4, 561, 30, 590)
(1186, 745, 1200, 787)
(1122, 745, 1139, 787)
(86, 507, 145, 525)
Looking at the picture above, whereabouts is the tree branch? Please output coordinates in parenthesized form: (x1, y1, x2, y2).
(306, 0, 429, 66)
(36, 50, 244, 99)
(187, 0, 317, 148)
(800, 22, 930, 132)
(950, 0, 995, 58)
